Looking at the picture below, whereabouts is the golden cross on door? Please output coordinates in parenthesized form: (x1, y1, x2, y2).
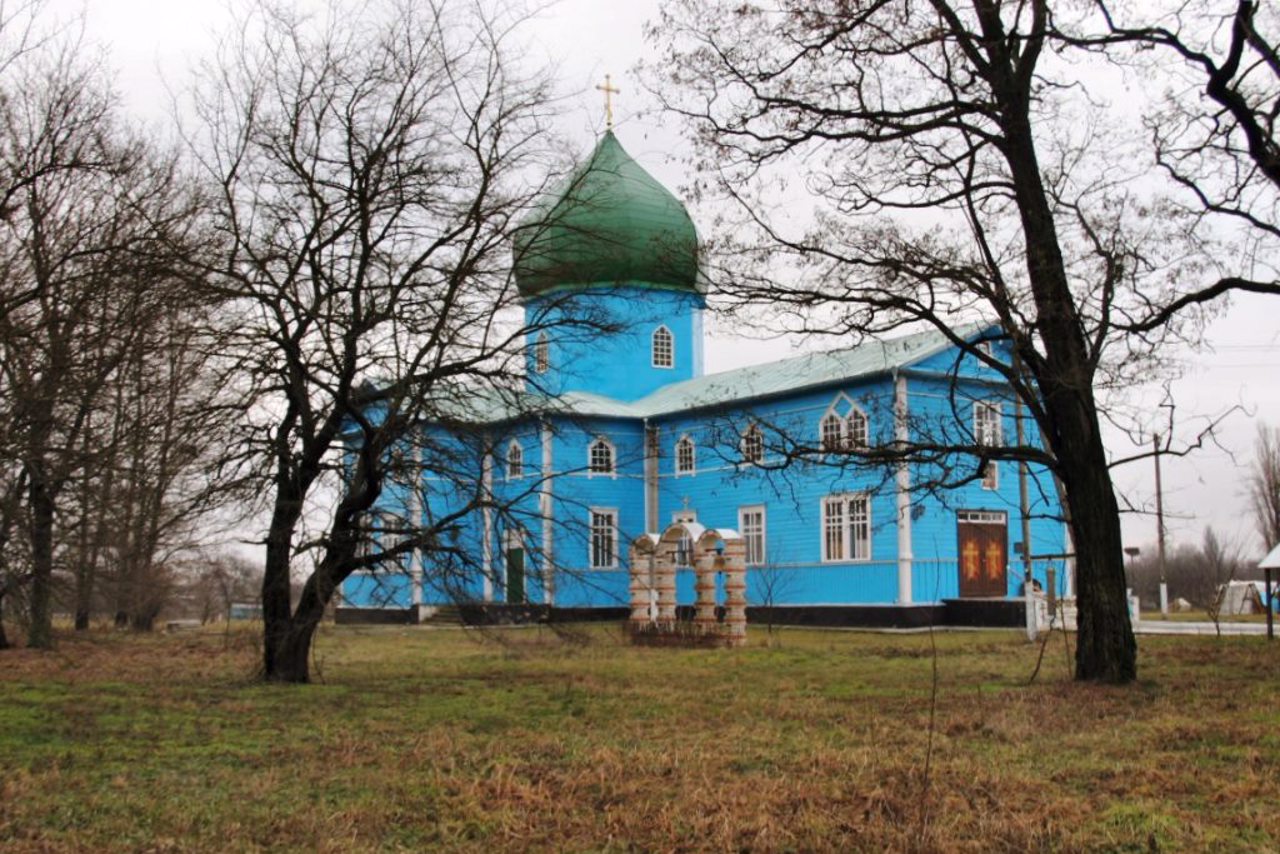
(596, 73, 621, 129)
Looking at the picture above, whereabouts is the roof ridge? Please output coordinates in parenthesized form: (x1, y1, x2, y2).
(629, 322, 994, 416)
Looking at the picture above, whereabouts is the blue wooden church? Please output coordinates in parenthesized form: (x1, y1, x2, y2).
(339, 131, 1069, 625)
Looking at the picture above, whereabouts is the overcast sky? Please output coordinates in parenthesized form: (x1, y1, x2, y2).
(49, 0, 1280, 557)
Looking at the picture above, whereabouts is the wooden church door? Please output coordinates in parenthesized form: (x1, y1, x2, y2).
(957, 511, 1008, 597)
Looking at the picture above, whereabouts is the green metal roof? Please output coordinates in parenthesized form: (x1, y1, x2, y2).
(512, 132, 701, 297)
(443, 324, 991, 425)
(628, 323, 989, 417)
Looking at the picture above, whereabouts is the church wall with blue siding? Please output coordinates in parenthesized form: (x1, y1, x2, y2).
(527, 286, 705, 401)
(339, 130, 1069, 615)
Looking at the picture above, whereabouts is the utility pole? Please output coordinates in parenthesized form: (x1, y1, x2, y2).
(1153, 433, 1168, 617)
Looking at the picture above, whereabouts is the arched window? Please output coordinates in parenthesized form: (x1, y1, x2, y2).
(675, 435, 695, 475)
(533, 333, 549, 374)
(741, 423, 764, 464)
(588, 437, 614, 475)
(652, 325, 673, 368)
(506, 441, 523, 479)
(820, 412, 843, 451)
(819, 393, 871, 452)
(847, 409, 869, 449)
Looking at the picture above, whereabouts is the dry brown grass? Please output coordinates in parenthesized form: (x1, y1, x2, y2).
(1, 624, 1277, 852)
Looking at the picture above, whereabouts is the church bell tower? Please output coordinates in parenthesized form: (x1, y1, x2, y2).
(513, 125, 706, 402)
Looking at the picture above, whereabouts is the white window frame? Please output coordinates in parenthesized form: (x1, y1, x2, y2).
(819, 393, 870, 451)
(846, 408, 869, 449)
(534, 333, 549, 374)
(674, 434, 695, 476)
(672, 510, 697, 567)
(974, 400, 1001, 490)
(589, 507, 619, 569)
(358, 511, 406, 563)
(741, 423, 764, 465)
(652, 325, 674, 369)
(821, 493, 871, 563)
(506, 440, 523, 480)
(587, 436, 615, 477)
(958, 510, 1008, 525)
(974, 400, 1002, 446)
(738, 505, 766, 566)
(820, 412, 843, 452)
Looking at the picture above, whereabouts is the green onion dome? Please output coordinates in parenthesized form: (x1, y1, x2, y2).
(514, 131, 701, 297)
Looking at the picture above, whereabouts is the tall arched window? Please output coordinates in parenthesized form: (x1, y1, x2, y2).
(652, 325, 673, 368)
(820, 413, 843, 451)
(533, 333, 549, 374)
(506, 441, 523, 479)
(675, 435, 695, 475)
(741, 423, 764, 464)
(847, 409, 869, 449)
(588, 437, 615, 475)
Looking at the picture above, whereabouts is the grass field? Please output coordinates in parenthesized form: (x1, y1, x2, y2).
(2, 623, 1278, 852)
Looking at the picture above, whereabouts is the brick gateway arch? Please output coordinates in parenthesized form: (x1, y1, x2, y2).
(627, 523, 747, 648)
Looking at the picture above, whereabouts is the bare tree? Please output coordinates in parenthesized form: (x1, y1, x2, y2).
(1200, 526, 1246, 633)
(1249, 422, 1280, 551)
(187, 551, 261, 625)
(187, 0, 606, 682)
(750, 548, 798, 647)
(1068, 1, 1280, 330)
(0, 24, 208, 647)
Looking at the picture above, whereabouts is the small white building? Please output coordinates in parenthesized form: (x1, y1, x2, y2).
(1214, 581, 1273, 616)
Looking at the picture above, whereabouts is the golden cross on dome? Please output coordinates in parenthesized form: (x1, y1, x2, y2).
(595, 73, 621, 129)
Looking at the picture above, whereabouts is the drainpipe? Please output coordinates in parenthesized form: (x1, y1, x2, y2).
(643, 418, 658, 534)
(893, 368, 913, 605)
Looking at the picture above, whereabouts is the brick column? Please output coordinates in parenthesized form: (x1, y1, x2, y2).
(693, 552, 718, 635)
(655, 546, 677, 629)
(721, 540, 748, 647)
(628, 543, 655, 632)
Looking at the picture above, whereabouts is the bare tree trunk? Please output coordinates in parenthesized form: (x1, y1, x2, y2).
(73, 425, 97, 631)
(261, 494, 304, 680)
(1062, 437, 1136, 681)
(268, 526, 355, 682)
(26, 471, 55, 649)
(267, 577, 328, 684)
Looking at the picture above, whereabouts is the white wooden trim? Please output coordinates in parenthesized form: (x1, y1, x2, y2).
(894, 373, 913, 604)
(540, 421, 554, 605)
(481, 449, 493, 602)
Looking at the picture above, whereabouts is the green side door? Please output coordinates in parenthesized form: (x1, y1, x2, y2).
(505, 547, 525, 604)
